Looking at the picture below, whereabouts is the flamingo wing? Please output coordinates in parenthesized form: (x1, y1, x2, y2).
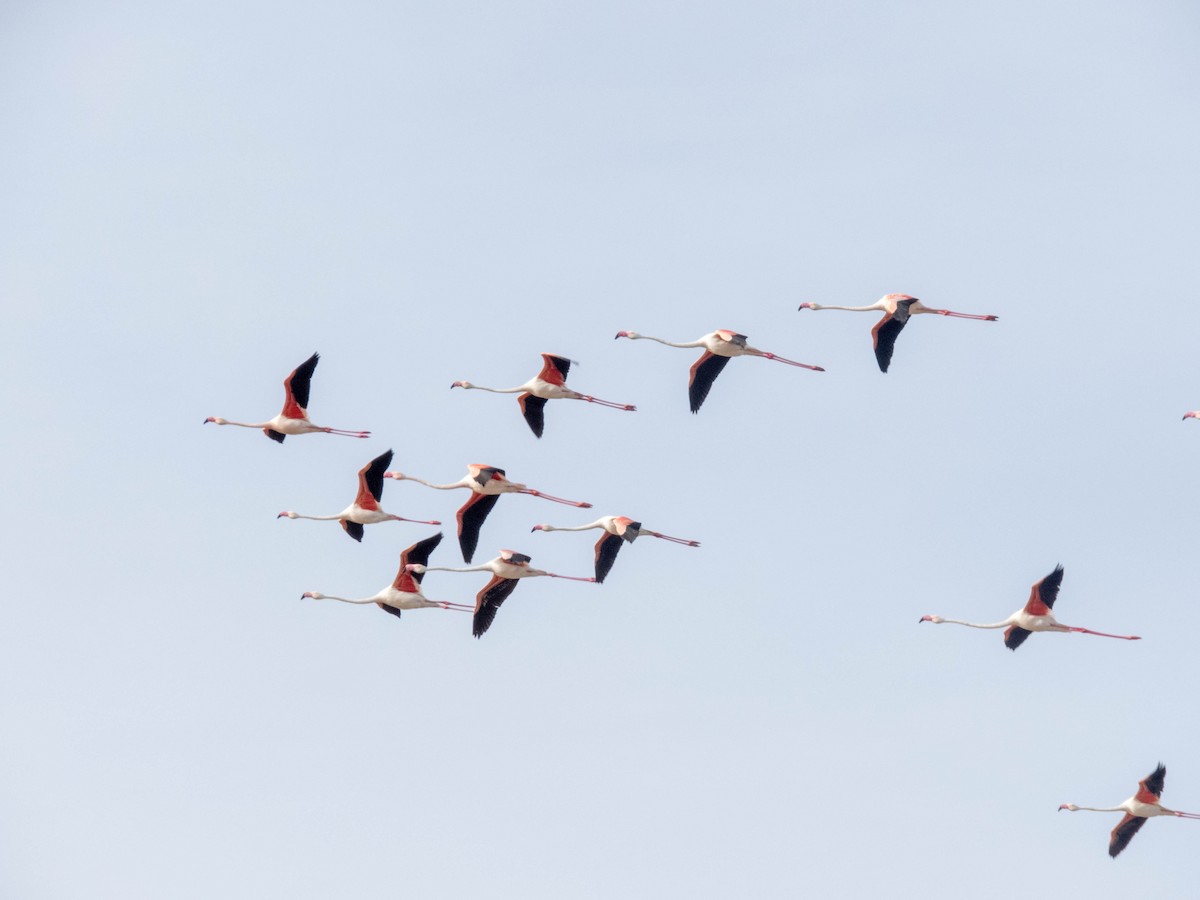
(355, 449, 393, 509)
(1023, 565, 1064, 616)
(395, 532, 444, 589)
(1108, 813, 1148, 858)
(457, 493, 501, 563)
(265, 428, 286, 444)
(1137, 764, 1166, 803)
(282, 352, 319, 417)
(377, 603, 404, 621)
(1003, 625, 1032, 651)
(340, 520, 364, 543)
(538, 353, 571, 385)
(473, 575, 520, 638)
(871, 314, 907, 373)
(688, 352, 731, 413)
(518, 393, 548, 438)
(593, 531, 624, 584)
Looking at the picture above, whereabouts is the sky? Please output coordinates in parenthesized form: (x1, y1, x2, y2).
(3, 1, 1199, 897)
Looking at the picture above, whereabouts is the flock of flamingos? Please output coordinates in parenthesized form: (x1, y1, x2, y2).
(205, 294, 1200, 860)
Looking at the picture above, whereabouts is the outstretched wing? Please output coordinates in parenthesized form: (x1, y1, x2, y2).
(355, 449, 393, 509)
(518, 393, 548, 438)
(377, 603, 404, 621)
(688, 352, 731, 413)
(473, 575, 520, 638)
(395, 532, 444, 589)
(538, 353, 571, 385)
(457, 493, 501, 563)
(871, 314, 907, 373)
(1003, 625, 1033, 651)
(1109, 813, 1148, 858)
(593, 532, 624, 584)
(264, 428, 286, 444)
(1137, 763, 1166, 802)
(282, 352, 319, 417)
(1023, 565, 1064, 615)
(340, 520, 364, 543)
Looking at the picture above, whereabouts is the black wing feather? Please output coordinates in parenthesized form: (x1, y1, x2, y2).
(289, 352, 320, 410)
(546, 355, 571, 381)
(473, 577, 520, 638)
(872, 316, 907, 373)
(1004, 625, 1033, 651)
(1143, 764, 1166, 798)
(689, 353, 731, 413)
(458, 493, 501, 563)
(519, 393, 548, 438)
(400, 532, 444, 586)
(377, 604, 404, 621)
(265, 428, 286, 444)
(341, 520, 364, 542)
(363, 450, 393, 503)
(594, 532, 624, 584)
(1038, 565, 1065, 610)
(1109, 814, 1148, 858)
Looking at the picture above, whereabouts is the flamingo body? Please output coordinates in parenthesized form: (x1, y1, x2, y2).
(1058, 764, 1200, 857)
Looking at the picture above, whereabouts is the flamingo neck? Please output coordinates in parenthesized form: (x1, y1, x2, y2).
(932, 617, 1011, 630)
(315, 594, 376, 605)
(464, 384, 527, 394)
(638, 335, 706, 349)
(805, 303, 883, 313)
(1067, 805, 1126, 813)
(288, 513, 344, 521)
(405, 475, 466, 491)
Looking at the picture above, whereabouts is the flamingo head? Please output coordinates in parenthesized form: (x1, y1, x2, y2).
(614, 331, 638, 340)
(301, 591, 323, 600)
(797, 303, 818, 311)
(405, 563, 427, 573)
(277, 511, 297, 519)
(451, 380, 472, 389)
(531, 523, 550, 532)
(1057, 804, 1078, 812)
(919, 615, 942, 624)
(383, 471, 404, 480)
(204, 416, 225, 425)
(1184, 411, 1198, 421)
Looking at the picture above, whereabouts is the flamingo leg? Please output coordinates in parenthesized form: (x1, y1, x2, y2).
(1172, 811, 1200, 819)
(643, 530, 700, 547)
(519, 489, 592, 508)
(545, 573, 597, 583)
(930, 309, 999, 321)
(577, 395, 637, 411)
(323, 428, 372, 437)
(390, 515, 443, 525)
(756, 351, 825, 372)
(1065, 626, 1141, 641)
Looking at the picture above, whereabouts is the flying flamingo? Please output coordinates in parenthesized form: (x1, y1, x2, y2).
(531, 516, 700, 583)
(1058, 764, 1200, 857)
(299, 533, 474, 619)
(613, 329, 824, 413)
(277, 450, 441, 541)
(918, 564, 1141, 650)
(385, 464, 591, 563)
(797, 294, 998, 372)
(407, 549, 595, 638)
(204, 352, 369, 442)
(451, 353, 636, 438)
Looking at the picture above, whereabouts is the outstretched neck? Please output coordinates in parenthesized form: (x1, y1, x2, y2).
(804, 303, 882, 313)
(639, 335, 706, 349)
(313, 594, 376, 605)
(1063, 805, 1126, 813)
(540, 521, 604, 533)
(282, 512, 343, 521)
(461, 384, 526, 394)
(398, 474, 466, 491)
(421, 564, 490, 574)
(931, 617, 1011, 630)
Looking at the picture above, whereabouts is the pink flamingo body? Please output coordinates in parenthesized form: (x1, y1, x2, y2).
(1059, 764, 1200, 857)
(798, 294, 997, 372)
(385, 464, 590, 563)
(300, 533, 474, 619)
(408, 549, 596, 638)
(204, 352, 369, 441)
(452, 353, 635, 437)
(919, 565, 1140, 650)
(277, 449, 441, 541)
(531, 515, 700, 583)
(614, 329, 824, 412)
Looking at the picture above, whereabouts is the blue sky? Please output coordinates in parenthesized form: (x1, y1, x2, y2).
(4, 2, 1199, 897)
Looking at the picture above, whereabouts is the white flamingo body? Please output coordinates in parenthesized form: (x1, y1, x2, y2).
(614, 328, 823, 412)
(204, 352, 369, 442)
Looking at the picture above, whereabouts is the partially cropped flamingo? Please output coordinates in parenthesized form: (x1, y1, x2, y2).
(798, 294, 998, 372)
(614, 329, 824, 413)
(204, 352, 369, 442)
(385, 464, 591, 563)
(451, 353, 636, 438)
(407, 549, 595, 638)
(1059, 763, 1200, 857)
(1183, 410, 1200, 421)
(919, 564, 1141, 650)
(300, 533, 474, 619)
(277, 449, 441, 541)
(531, 516, 700, 583)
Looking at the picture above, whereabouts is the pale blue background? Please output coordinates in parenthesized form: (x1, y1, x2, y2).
(3, 2, 1199, 897)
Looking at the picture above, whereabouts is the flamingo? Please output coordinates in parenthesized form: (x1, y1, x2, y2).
(299, 533, 474, 619)
(277, 450, 441, 541)
(613, 329, 824, 413)
(407, 549, 595, 638)
(797, 294, 997, 373)
(451, 353, 636, 438)
(1058, 764, 1200, 857)
(384, 464, 591, 563)
(918, 565, 1141, 650)
(531, 516, 700, 583)
(204, 352, 369, 442)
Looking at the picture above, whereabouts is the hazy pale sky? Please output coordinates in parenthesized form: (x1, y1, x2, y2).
(4, 2, 1200, 897)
